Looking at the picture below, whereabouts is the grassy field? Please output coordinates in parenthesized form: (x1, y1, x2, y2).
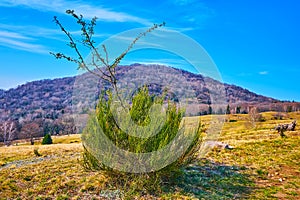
(0, 112, 299, 199)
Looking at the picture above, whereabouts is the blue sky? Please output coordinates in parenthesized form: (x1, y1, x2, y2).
(0, 0, 299, 101)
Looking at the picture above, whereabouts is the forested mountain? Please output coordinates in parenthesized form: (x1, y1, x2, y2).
(1, 64, 299, 141)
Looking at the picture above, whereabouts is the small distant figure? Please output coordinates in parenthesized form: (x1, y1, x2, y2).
(205, 141, 234, 150)
(30, 137, 34, 145)
(287, 120, 297, 131)
(225, 144, 234, 150)
(275, 120, 297, 138)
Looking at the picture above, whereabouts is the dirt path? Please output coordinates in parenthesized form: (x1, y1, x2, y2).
(0, 155, 56, 170)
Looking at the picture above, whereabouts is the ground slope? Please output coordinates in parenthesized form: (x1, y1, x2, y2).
(0, 111, 299, 199)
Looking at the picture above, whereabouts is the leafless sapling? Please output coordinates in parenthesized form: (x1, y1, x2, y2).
(0, 121, 16, 146)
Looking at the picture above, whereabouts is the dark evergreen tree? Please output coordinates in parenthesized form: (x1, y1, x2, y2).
(226, 104, 231, 114)
(236, 106, 241, 114)
(208, 105, 213, 115)
(42, 133, 53, 145)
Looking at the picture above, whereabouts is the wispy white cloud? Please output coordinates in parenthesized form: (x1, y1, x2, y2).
(0, 36, 48, 54)
(0, 23, 60, 39)
(238, 71, 269, 76)
(0, 23, 109, 41)
(0, 22, 112, 53)
(259, 71, 268, 75)
(169, 27, 196, 32)
(0, 0, 151, 25)
(0, 30, 32, 40)
(0, 25, 50, 53)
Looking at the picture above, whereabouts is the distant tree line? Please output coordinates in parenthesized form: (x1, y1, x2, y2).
(0, 115, 77, 145)
(197, 103, 300, 116)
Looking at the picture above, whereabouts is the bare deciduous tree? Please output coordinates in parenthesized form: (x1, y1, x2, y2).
(62, 116, 77, 135)
(245, 107, 263, 129)
(0, 121, 16, 146)
(21, 122, 40, 145)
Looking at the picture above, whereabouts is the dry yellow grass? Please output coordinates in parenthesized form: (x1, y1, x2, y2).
(0, 112, 299, 199)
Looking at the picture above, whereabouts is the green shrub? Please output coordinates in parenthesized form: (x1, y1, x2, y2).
(82, 86, 202, 169)
(42, 133, 53, 145)
(81, 87, 203, 197)
(81, 88, 203, 197)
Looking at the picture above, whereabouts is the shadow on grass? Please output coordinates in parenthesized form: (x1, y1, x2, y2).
(162, 158, 254, 199)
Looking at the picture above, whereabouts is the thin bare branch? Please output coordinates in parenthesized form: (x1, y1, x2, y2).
(111, 22, 166, 69)
(51, 10, 165, 109)
(102, 44, 109, 65)
(52, 16, 87, 69)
